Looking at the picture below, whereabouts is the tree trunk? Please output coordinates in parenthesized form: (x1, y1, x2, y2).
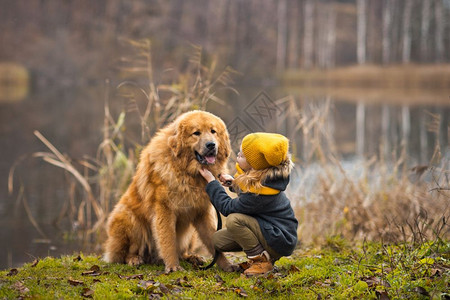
(434, 0, 444, 62)
(402, 0, 413, 63)
(420, 0, 431, 62)
(357, 0, 367, 64)
(382, 0, 393, 64)
(276, 0, 288, 73)
(287, 0, 300, 69)
(303, 0, 314, 69)
(390, 1, 401, 63)
(317, 5, 326, 68)
(325, 5, 336, 69)
(356, 0, 367, 157)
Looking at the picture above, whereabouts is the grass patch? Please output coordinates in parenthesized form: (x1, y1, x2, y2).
(1, 238, 448, 299)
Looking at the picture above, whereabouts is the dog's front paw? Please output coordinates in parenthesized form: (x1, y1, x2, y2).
(126, 255, 144, 266)
(164, 265, 184, 274)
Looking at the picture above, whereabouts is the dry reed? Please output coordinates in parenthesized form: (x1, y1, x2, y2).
(284, 99, 449, 246)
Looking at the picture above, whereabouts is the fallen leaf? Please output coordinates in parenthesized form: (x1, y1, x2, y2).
(82, 265, 102, 276)
(250, 285, 262, 292)
(138, 279, 157, 290)
(68, 278, 84, 286)
(289, 265, 300, 273)
(117, 273, 144, 280)
(375, 291, 390, 300)
(234, 287, 248, 297)
(7, 268, 18, 276)
(214, 274, 225, 284)
(265, 272, 285, 279)
(361, 276, 390, 289)
(173, 276, 192, 287)
(430, 268, 441, 277)
(413, 286, 430, 297)
(31, 259, 39, 267)
(13, 281, 29, 294)
(89, 265, 100, 272)
(81, 287, 94, 298)
(157, 282, 170, 294)
(362, 276, 381, 288)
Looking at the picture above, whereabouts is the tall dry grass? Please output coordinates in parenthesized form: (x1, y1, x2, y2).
(282, 98, 449, 246)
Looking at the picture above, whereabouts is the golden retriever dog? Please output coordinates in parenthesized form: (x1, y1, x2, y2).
(103, 110, 234, 273)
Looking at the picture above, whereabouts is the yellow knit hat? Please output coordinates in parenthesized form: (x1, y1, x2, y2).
(241, 132, 289, 170)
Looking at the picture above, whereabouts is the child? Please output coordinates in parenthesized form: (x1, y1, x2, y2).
(199, 132, 298, 275)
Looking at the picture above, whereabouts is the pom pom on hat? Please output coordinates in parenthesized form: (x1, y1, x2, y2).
(241, 133, 289, 170)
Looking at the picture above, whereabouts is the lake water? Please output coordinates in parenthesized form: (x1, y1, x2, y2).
(0, 83, 448, 268)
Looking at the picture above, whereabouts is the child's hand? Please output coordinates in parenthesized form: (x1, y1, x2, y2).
(199, 168, 215, 183)
(218, 174, 234, 187)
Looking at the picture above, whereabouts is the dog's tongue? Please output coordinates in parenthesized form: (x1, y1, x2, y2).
(205, 155, 216, 164)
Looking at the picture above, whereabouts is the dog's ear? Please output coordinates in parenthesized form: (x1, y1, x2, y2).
(168, 122, 184, 156)
(168, 135, 180, 156)
(218, 128, 231, 160)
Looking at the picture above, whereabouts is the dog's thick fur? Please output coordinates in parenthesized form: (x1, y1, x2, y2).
(103, 111, 233, 273)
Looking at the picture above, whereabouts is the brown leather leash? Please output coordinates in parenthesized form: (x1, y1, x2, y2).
(199, 206, 222, 270)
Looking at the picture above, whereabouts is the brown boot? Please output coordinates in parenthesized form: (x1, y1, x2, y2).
(243, 251, 273, 276)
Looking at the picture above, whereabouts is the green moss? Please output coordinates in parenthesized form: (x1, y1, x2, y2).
(1, 240, 448, 299)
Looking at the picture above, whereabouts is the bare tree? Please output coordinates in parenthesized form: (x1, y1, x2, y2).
(317, 4, 327, 69)
(287, 0, 300, 69)
(381, 0, 393, 158)
(276, 0, 288, 72)
(356, 0, 367, 157)
(357, 0, 367, 64)
(317, 3, 336, 69)
(420, 0, 431, 61)
(303, 0, 315, 69)
(325, 4, 336, 69)
(434, 0, 445, 62)
(382, 0, 393, 64)
(402, 0, 413, 63)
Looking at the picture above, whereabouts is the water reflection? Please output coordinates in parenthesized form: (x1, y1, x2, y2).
(0, 85, 448, 268)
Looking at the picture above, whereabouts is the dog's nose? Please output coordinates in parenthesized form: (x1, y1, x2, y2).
(206, 142, 216, 150)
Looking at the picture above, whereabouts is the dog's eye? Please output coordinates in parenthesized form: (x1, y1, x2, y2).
(193, 131, 201, 136)
(211, 129, 216, 134)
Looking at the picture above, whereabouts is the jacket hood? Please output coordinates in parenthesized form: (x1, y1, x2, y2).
(263, 173, 290, 191)
(261, 158, 293, 191)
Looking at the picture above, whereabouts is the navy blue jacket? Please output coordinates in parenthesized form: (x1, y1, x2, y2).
(205, 175, 298, 256)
